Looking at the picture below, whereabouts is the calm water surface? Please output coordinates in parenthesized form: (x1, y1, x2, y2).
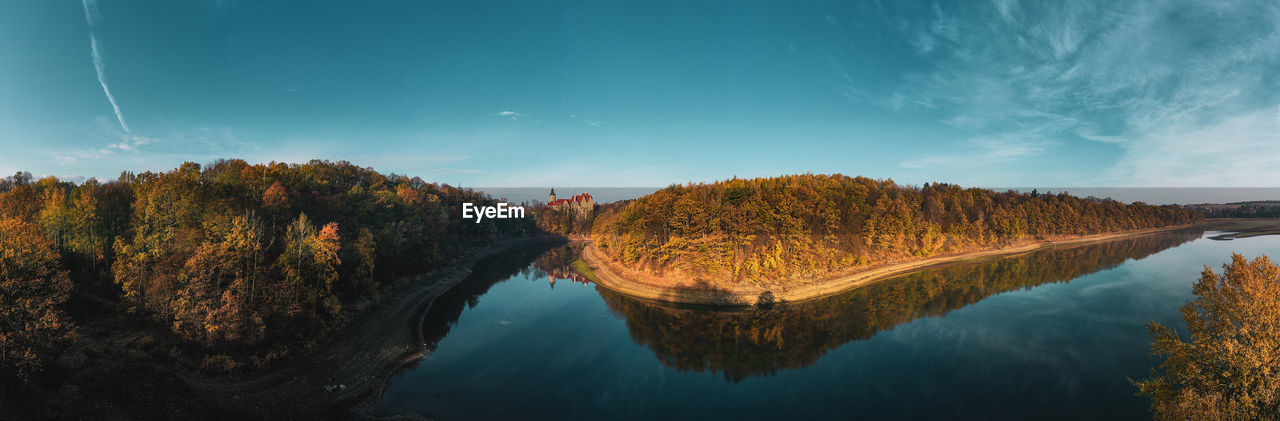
(381, 230, 1280, 420)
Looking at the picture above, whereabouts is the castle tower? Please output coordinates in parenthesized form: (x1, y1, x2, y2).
(548, 188, 557, 203)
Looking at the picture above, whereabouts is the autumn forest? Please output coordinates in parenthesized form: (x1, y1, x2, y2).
(591, 174, 1202, 288)
(0, 160, 535, 400)
(3, 164, 1271, 420)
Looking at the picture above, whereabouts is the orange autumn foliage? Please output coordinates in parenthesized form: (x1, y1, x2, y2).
(0, 217, 73, 381)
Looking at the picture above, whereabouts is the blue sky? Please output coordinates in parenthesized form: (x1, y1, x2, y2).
(2, 1, 1279, 187)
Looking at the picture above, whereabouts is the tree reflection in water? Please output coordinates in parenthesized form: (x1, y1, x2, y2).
(405, 231, 1203, 383)
(413, 243, 565, 358)
(594, 230, 1205, 382)
(410, 242, 592, 361)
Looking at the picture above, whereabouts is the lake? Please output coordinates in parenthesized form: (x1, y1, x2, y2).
(380, 229, 1277, 420)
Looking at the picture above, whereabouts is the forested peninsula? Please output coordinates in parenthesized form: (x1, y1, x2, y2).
(587, 174, 1202, 305)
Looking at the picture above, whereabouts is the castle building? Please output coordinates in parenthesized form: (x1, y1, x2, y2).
(547, 188, 594, 215)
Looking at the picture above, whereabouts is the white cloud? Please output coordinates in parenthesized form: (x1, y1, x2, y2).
(889, 92, 935, 110)
(1104, 107, 1280, 186)
(496, 110, 525, 120)
(992, 0, 1020, 25)
(885, 0, 1280, 186)
(57, 131, 159, 164)
(1074, 128, 1125, 144)
(82, 0, 129, 133)
(912, 32, 937, 54)
(59, 175, 88, 184)
(80, 0, 99, 25)
(902, 135, 1056, 169)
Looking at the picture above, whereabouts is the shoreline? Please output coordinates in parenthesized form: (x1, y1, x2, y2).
(582, 224, 1200, 306)
(172, 236, 569, 419)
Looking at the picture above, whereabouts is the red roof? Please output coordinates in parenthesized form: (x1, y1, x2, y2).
(549, 192, 592, 207)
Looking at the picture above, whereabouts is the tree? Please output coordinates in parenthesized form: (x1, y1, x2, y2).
(4, 160, 535, 357)
(1136, 253, 1280, 419)
(277, 214, 342, 322)
(0, 218, 74, 382)
(37, 185, 72, 252)
(262, 181, 289, 212)
(69, 179, 105, 269)
(349, 227, 376, 295)
(173, 214, 266, 345)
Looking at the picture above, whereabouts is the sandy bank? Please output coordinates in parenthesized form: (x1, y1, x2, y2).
(582, 225, 1199, 306)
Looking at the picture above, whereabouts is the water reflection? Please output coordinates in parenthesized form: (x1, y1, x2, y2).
(416, 243, 566, 355)
(536, 245, 592, 288)
(594, 230, 1205, 382)
(410, 231, 1204, 383)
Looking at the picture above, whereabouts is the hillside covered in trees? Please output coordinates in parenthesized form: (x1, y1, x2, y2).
(591, 174, 1202, 289)
(1186, 201, 1280, 218)
(0, 160, 535, 399)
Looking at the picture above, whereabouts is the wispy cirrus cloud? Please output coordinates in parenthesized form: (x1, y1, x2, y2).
(884, 0, 1280, 186)
(56, 125, 158, 164)
(1105, 106, 1280, 186)
(901, 125, 1062, 170)
(81, 0, 129, 133)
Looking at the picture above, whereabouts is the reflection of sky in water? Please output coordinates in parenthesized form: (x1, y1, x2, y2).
(382, 232, 1280, 420)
